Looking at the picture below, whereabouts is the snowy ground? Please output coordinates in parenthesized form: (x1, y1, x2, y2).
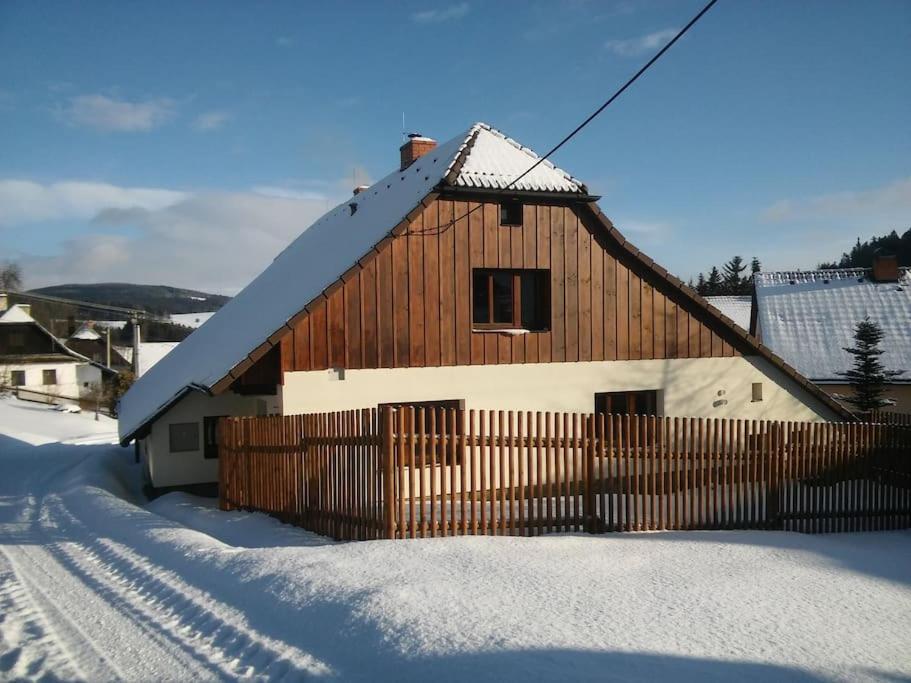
(0, 397, 909, 682)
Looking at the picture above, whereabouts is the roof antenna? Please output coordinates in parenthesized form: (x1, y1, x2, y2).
(402, 112, 406, 142)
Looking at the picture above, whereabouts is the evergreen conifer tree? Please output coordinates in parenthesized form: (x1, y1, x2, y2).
(706, 267, 722, 295)
(836, 317, 905, 414)
(722, 256, 747, 294)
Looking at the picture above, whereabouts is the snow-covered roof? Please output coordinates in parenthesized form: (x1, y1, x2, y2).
(0, 304, 36, 324)
(69, 323, 102, 341)
(705, 296, 752, 331)
(136, 342, 180, 377)
(754, 268, 911, 382)
(453, 124, 587, 194)
(120, 122, 588, 442)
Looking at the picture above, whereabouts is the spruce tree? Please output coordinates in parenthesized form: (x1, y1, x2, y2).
(722, 256, 747, 294)
(706, 267, 722, 295)
(696, 273, 707, 295)
(836, 317, 905, 414)
(750, 257, 761, 275)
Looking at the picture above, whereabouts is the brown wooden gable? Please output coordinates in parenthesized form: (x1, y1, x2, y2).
(268, 195, 745, 376)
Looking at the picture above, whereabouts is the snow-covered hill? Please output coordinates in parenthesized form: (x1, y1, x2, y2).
(0, 396, 909, 681)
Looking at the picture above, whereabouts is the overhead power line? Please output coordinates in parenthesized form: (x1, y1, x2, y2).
(420, 0, 719, 234)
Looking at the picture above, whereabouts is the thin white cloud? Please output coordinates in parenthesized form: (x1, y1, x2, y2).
(762, 177, 911, 223)
(4, 178, 349, 293)
(193, 111, 231, 131)
(276, 36, 294, 48)
(412, 2, 469, 24)
(0, 180, 186, 227)
(63, 94, 176, 132)
(605, 27, 678, 57)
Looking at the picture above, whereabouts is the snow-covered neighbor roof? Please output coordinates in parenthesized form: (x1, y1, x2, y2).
(137, 342, 180, 377)
(169, 312, 216, 329)
(113, 342, 180, 376)
(69, 322, 102, 341)
(754, 268, 911, 382)
(120, 123, 587, 442)
(705, 296, 752, 331)
(0, 304, 36, 324)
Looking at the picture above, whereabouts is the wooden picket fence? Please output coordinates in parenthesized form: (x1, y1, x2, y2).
(218, 408, 911, 541)
(219, 410, 386, 540)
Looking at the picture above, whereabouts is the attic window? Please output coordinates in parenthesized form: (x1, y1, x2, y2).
(499, 201, 523, 227)
(472, 268, 549, 331)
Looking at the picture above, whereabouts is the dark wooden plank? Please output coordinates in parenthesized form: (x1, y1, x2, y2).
(629, 273, 642, 360)
(293, 315, 311, 371)
(309, 299, 329, 371)
(392, 234, 410, 366)
(616, 262, 629, 360)
(468, 201, 485, 365)
(360, 261, 378, 369)
(590, 229, 604, 361)
(564, 207, 579, 362)
(408, 216, 426, 367)
(423, 202, 441, 367)
(578, 216, 592, 362)
(604, 252, 617, 361)
(653, 291, 666, 360)
(454, 200, 472, 366)
(439, 199, 456, 366)
(377, 246, 395, 368)
(328, 288, 346, 369)
(641, 280, 654, 360)
(550, 207, 566, 362)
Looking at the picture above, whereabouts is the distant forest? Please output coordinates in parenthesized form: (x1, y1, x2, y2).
(817, 227, 911, 269)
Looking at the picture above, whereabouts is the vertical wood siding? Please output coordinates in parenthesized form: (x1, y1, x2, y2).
(276, 198, 740, 374)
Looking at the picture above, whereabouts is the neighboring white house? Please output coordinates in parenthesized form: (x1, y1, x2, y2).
(753, 259, 911, 412)
(119, 123, 850, 489)
(705, 295, 752, 331)
(0, 303, 108, 406)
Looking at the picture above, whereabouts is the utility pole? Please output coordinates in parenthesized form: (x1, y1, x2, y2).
(106, 327, 112, 368)
(132, 316, 141, 377)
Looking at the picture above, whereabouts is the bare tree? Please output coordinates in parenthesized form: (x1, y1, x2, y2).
(0, 262, 23, 292)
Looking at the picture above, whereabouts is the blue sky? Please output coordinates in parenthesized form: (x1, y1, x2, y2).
(1, 0, 909, 294)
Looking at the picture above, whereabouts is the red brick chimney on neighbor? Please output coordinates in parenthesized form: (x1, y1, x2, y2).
(400, 133, 437, 171)
(871, 253, 900, 282)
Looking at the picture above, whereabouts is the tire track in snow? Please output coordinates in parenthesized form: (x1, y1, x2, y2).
(0, 550, 80, 681)
(42, 494, 330, 681)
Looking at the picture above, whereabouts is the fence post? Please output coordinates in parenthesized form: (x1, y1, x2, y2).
(383, 406, 397, 540)
(584, 415, 596, 533)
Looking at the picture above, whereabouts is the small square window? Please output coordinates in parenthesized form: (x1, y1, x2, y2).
(169, 422, 200, 453)
(42, 369, 57, 385)
(752, 382, 763, 402)
(499, 201, 523, 227)
(10, 370, 26, 386)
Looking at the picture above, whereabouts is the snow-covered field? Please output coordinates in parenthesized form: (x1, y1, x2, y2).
(0, 397, 909, 682)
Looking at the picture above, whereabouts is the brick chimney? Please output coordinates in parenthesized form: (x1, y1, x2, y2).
(871, 253, 899, 282)
(400, 133, 437, 171)
(353, 185, 370, 195)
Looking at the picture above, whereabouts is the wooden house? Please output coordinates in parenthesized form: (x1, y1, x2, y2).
(119, 123, 849, 489)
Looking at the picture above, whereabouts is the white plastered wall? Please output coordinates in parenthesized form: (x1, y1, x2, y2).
(141, 390, 280, 488)
(1, 360, 100, 404)
(280, 356, 839, 422)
